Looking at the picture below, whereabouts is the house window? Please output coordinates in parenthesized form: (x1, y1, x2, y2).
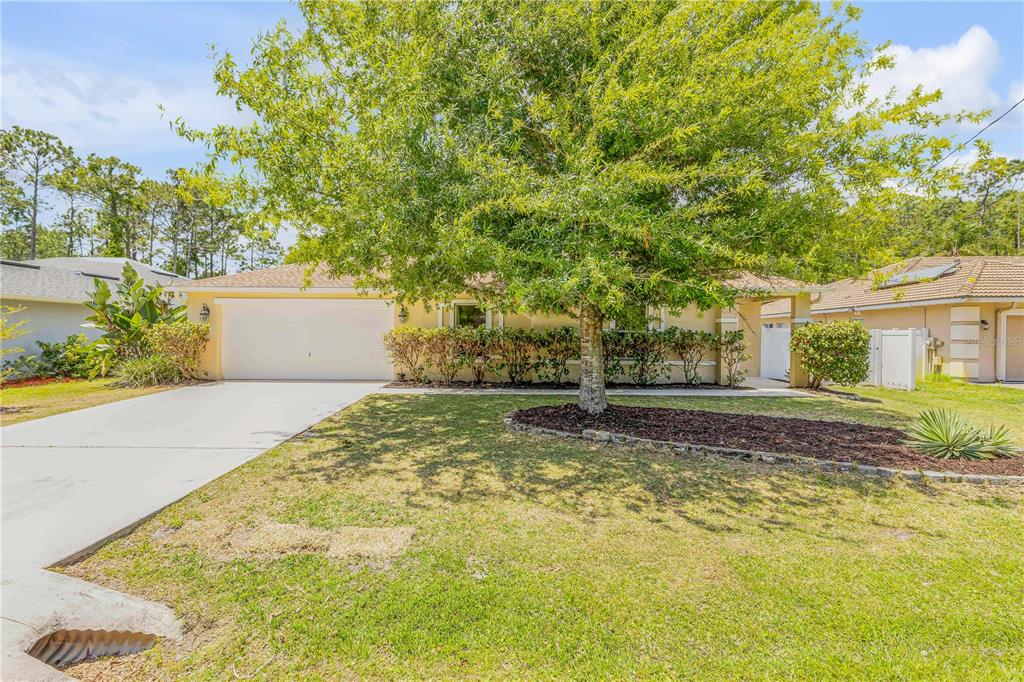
(455, 303, 487, 328)
(614, 304, 655, 331)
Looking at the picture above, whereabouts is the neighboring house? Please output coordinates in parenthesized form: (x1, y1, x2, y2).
(0, 257, 188, 362)
(761, 256, 1024, 383)
(169, 263, 822, 385)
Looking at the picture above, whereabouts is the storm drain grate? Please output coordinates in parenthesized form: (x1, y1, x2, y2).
(27, 629, 157, 668)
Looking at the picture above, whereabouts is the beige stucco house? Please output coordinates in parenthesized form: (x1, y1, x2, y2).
(761, 256, 1024, 383)
(170, 264, 822, 386)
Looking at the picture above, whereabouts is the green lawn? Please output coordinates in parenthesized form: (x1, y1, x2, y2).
(0, 379, 167, 426)
(66, 385, 1023, 680)
(846, 376, 1024, 443)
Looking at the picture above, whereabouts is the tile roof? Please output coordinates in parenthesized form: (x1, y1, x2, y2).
(174, 263, 359, 289)
(1, 258, 187, 304)
(762, 256, 1024, 317)
(725, 272, 821, 294)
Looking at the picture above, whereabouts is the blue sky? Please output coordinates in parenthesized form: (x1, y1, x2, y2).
(2, 0, 1022, 181)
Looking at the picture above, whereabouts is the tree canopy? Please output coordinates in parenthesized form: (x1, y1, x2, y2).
(195, 0, 970, 410)
(0, 127, 282, 276)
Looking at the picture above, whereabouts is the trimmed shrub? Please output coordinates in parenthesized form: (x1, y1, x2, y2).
(423, 328, 469, 383)
(789, 320, 870, 389)
(2, 354, 42, 383)
(491, 328, 539, 384)
(714, 330, 749, 387)
(625, 330, 672, 385)
(535, 326, 579, 384)
(384, 326, 429, 381)
(113, 354, 181, 388)
(905, 409, 1018, 460)
(457, 327, 496, 384)
(145, 321, 210, 380)
(37, 334, 106, 379)
(669, 329, 715, 386)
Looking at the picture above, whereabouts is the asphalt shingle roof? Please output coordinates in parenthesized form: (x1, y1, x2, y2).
(761, 256, 1024, 317)
(175, 263, 359, 289)
(1, 257, 187, 304)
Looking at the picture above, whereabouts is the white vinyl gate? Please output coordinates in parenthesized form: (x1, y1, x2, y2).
(868, 328, 927, 391)
(760, 327, 791, 381)
(760, 324, 927, 390)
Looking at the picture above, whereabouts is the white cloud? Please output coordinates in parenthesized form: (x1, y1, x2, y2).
(1, 47, 250, 160)
(867, 25, 1005, 117)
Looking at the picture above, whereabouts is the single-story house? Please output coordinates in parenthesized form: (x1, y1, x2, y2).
(0, 257, 188, 361)
(761, 256, 1024, 383)
(169, 263, 824, 386)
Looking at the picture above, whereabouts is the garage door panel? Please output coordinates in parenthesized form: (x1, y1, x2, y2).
(220, 299, 393, 380)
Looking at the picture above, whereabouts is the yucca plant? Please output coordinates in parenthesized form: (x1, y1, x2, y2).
(905, 409, 1019, 460)
(977, 425, 1018, 460)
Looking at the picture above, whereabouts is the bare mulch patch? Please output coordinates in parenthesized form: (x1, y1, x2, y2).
(512, 404, 1024, 476)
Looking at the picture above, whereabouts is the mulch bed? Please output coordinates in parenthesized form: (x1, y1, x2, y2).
(1, 376, 78, 389)
(385, 380, 747, 391)
(511, 404, 1024, 476)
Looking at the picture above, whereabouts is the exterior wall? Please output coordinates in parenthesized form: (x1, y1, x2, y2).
(737, 300, 762, 380)
(1, 298, 101, 362)
(186, 291, 770, 384)
(762, 301, 1015, 383)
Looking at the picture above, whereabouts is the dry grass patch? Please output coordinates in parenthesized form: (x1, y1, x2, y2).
(157, 519, 414, 561)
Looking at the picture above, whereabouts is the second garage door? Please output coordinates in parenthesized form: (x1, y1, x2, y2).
(219, 299, 394, 380)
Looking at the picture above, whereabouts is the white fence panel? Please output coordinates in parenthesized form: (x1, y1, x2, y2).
(761, 327, 791, 381)
(868, 328, 926, 390)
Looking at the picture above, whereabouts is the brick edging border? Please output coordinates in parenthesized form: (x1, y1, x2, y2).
(504, 417, 1024, 486)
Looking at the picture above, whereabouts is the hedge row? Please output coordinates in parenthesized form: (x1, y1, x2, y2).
(383, 326, 749, 386)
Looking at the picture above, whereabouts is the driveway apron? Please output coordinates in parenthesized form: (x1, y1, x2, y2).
(1, 381, 381, 680)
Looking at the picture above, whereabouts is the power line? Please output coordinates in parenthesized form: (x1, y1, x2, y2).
(882, 95, 1024, 199)
(930, 95, 1024, 173)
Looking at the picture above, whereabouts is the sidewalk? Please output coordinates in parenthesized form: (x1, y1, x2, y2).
(377, 378, 804, 398)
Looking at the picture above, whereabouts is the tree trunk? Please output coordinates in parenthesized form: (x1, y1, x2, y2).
(29, 168, 40, 259)
(578, 304, 608, 414)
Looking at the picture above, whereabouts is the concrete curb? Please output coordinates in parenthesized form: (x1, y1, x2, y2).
(504, 417, 1024, 486)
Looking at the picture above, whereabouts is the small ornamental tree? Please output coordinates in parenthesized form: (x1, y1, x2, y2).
(491, 329, 538, 384)
(423, 328, 468, 384)
(383, 327, 429, 381)
(196, 0, 960, 413)
(457, 326, 496, 385)
(1, 305, 30, 383)
(790, 321, 871, 389)
(715, 331, 750, 388)
(670, 329, 716, 386)
(535, 326, 579, 385)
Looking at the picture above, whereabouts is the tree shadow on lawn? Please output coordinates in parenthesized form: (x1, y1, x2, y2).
(288, 395, 961, 543)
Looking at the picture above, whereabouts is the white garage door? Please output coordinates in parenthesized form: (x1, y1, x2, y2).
(219, 299, 394, 380)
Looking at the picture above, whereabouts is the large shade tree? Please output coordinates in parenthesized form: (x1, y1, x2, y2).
(196, 0, 960, 413)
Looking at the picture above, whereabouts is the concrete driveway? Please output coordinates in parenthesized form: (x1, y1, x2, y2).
(1, 381, 382, 680)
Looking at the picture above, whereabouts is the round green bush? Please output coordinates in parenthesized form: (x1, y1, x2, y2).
(789, 320, 870, 389)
